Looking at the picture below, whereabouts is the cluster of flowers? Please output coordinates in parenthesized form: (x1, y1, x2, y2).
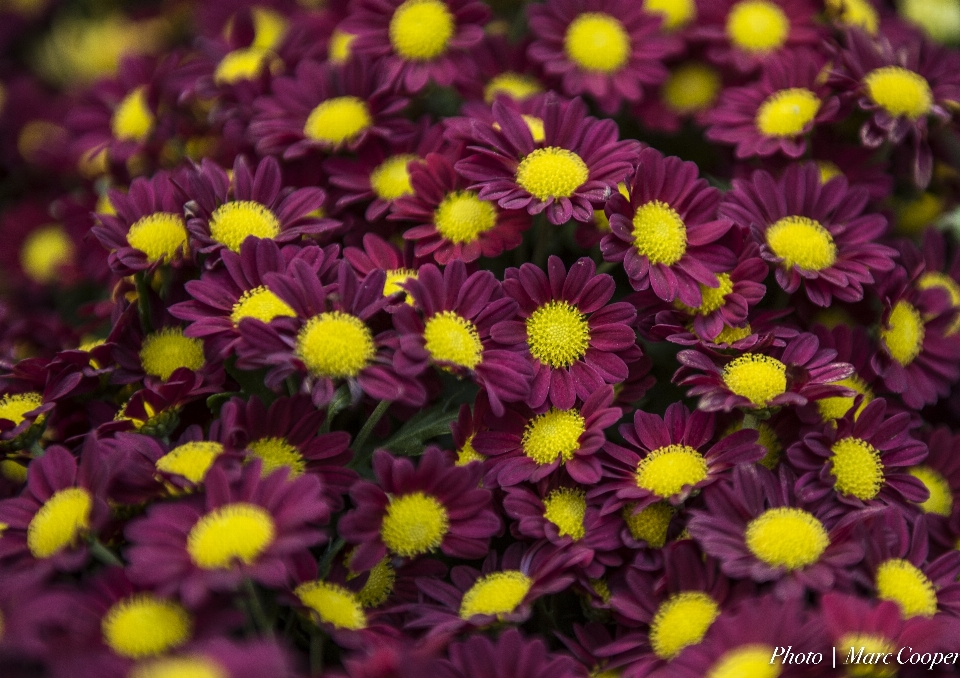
(5, 0, 960, 676)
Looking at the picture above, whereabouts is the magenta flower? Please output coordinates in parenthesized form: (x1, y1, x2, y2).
(343, 232, 423, 310)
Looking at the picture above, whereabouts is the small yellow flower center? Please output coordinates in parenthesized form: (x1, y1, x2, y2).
(635, 444, 709, 498)
(214, 47, 273, 85)
(129, 657, 227, 678)
(208, 201, 281, 253)
(155, 441, 224, 484)
(707, 645, 780, 678)
(303, 96, 372, 146)
(817, 161, 844, 184)
(140, 327, 205, 380)
(186, 502, 275, 569)
(827, 0, 880, 34)
(389, 0, 455, 61)
(0, 392, 43, 426)
(20, 225, 74, 284)
(836, 634, 896, 678)
(515, 147, 590, 201)
(251, 7, 287, 49)
(564, 13, 630, 73)
(677, 273, 734, 316)
(542, 488, 587, 540)
(433, 191, 498, 244)
(248, 437, 305, 478)
(101, 594, 192, 659)
(112, 87, 154, 142)
(726, 0, 789, 54)
(881, 300, 924, 366)
(715, 324, 753, 344)
(126, 213, 188, 263)
(296, 311, 376, 379)
(649, 591, 721, 660)
(830, 437, 884, 500)
(863, 66, 933, 120)
(766, 216, 836, 271)
(632, 200, 688, 266)
(745, 507, 830, 570)
(875, 558, 938, 618)
(663, 63, 721, 114)
(459, 571, 533, 620)
(901, 0, 960, 43)
(355, 557, 396, 607)
(484, 72, 543, 103)
(817, 375, 873, 422)
(721, 354, 787, 407)
(917, 272, 960, 333)
(27, 487, 92, 558)
(756, 88, 821, 137)
(643, 0, 696, 30)
(370, 154, 417, 201)
(909, 465, 953, 516)
(380, 492, 450, 557)
(520, 115, 545, 143)
(521, 408, 586, 465)
(383, 268, 417, 302)
(525, 301, 591, 368)
(328, 29, 356, 64)
(589, 578, 612, 604)
(422, 311, 483, 370)
(622, 501, 673, 547)
(230, 286, 297, 325)
(456, 436, 485, 466)
(0, 460, 28, 484)
(295, 581, 367, 630)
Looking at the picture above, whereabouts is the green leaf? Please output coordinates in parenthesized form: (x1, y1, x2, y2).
(378, 401, 460, 456)
(224, 357, 277, 404)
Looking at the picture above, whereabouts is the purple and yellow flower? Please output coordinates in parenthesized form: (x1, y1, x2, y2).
(801, 324, 878, 424)
(910, 426, 960, 550)
(632, 58, 724, 134)
(343, 232, 422, 309)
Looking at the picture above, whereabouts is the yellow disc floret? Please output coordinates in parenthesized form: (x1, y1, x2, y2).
(745, 507, 830, 570)
(209, 201, 281, 253)
(649, 591, 720, 660)
(112, 87, 154, 142)
(129, 656, 227, 678)
(140, 328, 205, 380)
(635, 444, 709, 498)
(389, 0, 455, 61)
(643, 0, 696, 30)
(817, 375, 873, 422)
(677, 274, 734, 316)
(707, 645, 780, 678)
(826, 0, 879, 34)
(917, 272, 960, 333)
(726, 0, 790, 54)
(521, 408, 585, 466)
(126, 213, 188, 263)
(459, 571, 533, 620)
(303, 96, 372, 146)
(296, 311, 376, 378)
(484, 72, 543, 103)
(456, 436, 485, 466)
(721, 354, 787, 407)
(881, 300, 924, 366)
(231, 286, 297, 325)
(766, 216, 836, 271)
(542, 488, 587, 541)
(516, 147, 589, 201)
(20, 225, 74, 284)
(27, 487, 92, 558)
(830, 437, 884, 500)
(434, 191, 498, 244)
(355, 557, 396, 607)
(875, 558, 938, 618)
(423, 311, 483, 370)
(328, 29, 356, 64)
(863, 66, 933, 120)
(296, 580, 367, 630)
(663, 63, 722, 114)
(214, 48, 274, 84)
(101, 594, 192, 659)
(0, 392, 43, 426)
(380, 492, 450, 557)
(564, 13, 631, 73)
(756, 88, 821, 137)
(526, 301, 590, 368)
(370, 154, 417, 201)
(248, 437, 306, 478)
(622, 501, 673, 547)
(186, 502, 275, 569)
(909, 465, 953, 516)
(632, 200, 688, 266)
(155, 441, 224, 484)
(383, 268, 417, 302)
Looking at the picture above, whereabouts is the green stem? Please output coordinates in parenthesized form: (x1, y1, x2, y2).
(741, 411, 759, 430)
(320, 387, 351, 434)
(351, 400, 390, 457)
(309, 626, 325, 676)
(29, 439, 45, 458)
(133, 272, 153, 335)
(597, 261, 617, 275)
(89, 538, 123, 566)
(318, 537, 345, 578)
(243, 578, 274, 637)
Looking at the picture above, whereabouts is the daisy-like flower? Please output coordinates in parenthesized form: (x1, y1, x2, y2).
(439, 627, 587, 678)
(634, 59, 724, 134)
(391, 150, 530, 264)
(456, 95, 640, 225)
(687, 465, 864, 598)
(337, 447, 500, 571)
(343, 233, 421, 308)
(124, 459, 330, 607)
(910, 426, 960, 550)
(601, 147, 736, 306)
(492, 256, 640, 410)
(591, 402, 763, 515)
(676, 332, 854, 412)
(393, 261, 532, 416)
(801, 324, 878, 424)
(341, 0, 489, 93)
(0, 388, 50, 453)
(183, 155, 335, 260)
(705, 49, 841, 159)
(525, 0, 682, 114)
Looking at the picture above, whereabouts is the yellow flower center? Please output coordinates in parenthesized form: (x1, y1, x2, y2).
(295, 581, 367, 630)
(248, 437, 305, 478)
(422, 311, 483, 370)
(881, 300, 924, 366)
(817, 161, 844, 184)
(677, 273, 734, 316)
(632, 200, 688, 266)
(909, 465, 953, 516)
(209, 201, 281, 253)
(186, 503, 275, 569)
(456, 436, 485, 466)
(863, 66, 933, 120)
(20, 225, 74, 284)
(370, 154, 417, 201)
(129, 657, 227, 678)
(707, 645, 781, 678)
(917, 272, 960, 333)
(875, 558, 938, 618)
(643, 0, 696, 30)
(515, 147, 589, 201)
(649, 591, 720, 660)
(433, 191, 498, 244)
(756, 88, 821, 137)
(663, 63, 721, 114)
(389, 0, 454, 61)
(830, 437, 884, 500)
(126, 213, 188, 264)
(745, 507, 829, 570)
(328, 29, 356, 64)
(564, 13, 630, 73)
(111, 87, 154, 142)
(383, 268, 417, 303)
(521, 408, 586, 465)
(380, 492, 449, 557)
(715, 324, 753, 344)
(459, 571, 533, 620)
(721, 354, 787, 407)
(635, 444, 708, 498)
(0, 392, 43, 426)
(140, 327, 205, 380)
(622, 501, 673, 547)
(296, 311, 376, 379)
(726, 0, 789, 54)
(525, 301, 591, 368)
(251, 7, 287, 49)
(542, 488, 586, 540)
(484, 72, 543, 103)
(303, 96, 372, 146)
(102, 594, 192, 659)
(766, 216, 836, 271)
(230, 286, 297, 325)
(155, 441, 224, 484)
(354, 557, 396, 607)
(826, 0, 879, 34)
(1, 460, 28, 484)
(214, 47, 273, 84)
(836, 634, 896, 678)
(27, 487, 92, 558)
(817, 375, 873, 422)
(901, 0, 960, 43)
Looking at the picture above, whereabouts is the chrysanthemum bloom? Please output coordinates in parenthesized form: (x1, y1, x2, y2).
(124, 638, 294, 678)
(910, 426, 960, 550)
(0, 389, 50, 452)
(92, 170, 191, 276)
(721, 164, 897, 306)
(456, 96, 640, 225)
(461, 34, 544, 105)
(391, 150, 530, 264)
(492, 257, 639, 410)
(917, 227, 960, 335)
(341, 0, 489, 93)
(705, 50, 841, 159)
(801, 324, 878, 424)
(525, 0, 681, 114)
(394, 261, 532, 415)
(0, 445, 109, 576)
(688, 465, 864, 598)
(693, 0, 824, 74)
(125, 459, 330, 607)
(591, 403, 763, 515)
(829, 28, 960, 187)
(249, 58, 412, 158)
(633, 59, 724, 134)
(338, 447, 499, 571)
(100, 374, 207, 439)
(807, 133, 894, 201)
(473, 387, 621, 487)
(439, 627, 587, 678)
(601, 147, 736, 306)
(343, 233, 423, 311)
